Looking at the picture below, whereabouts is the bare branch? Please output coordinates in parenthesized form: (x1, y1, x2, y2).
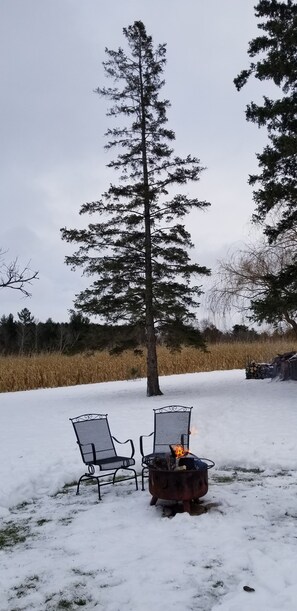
(0, 250, 39, 297)
(207, 231, 297, 320)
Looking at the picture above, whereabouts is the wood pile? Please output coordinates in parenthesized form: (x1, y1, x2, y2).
(246, 351, 297, 380)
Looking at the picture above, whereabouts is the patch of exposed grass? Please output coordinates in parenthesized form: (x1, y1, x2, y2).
(63, 481, 78, 489)
(57, 601, 72, 609)
(233, 467, 264, 474)
(13, 575, 39, 598)
(212, 474, 236, 484)
(52, 484, 77, 497)
(58, 517, 73, 525)
(57, 598, 88, 609)
(45, 586, 92, 609)
(0, 521, 28, 549)
(14, 501, 31, 510)
(71, 568, 95, 577)
(36, 518, 51, 527)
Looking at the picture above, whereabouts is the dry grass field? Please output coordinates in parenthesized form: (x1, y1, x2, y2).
(0, 339, 295, 393)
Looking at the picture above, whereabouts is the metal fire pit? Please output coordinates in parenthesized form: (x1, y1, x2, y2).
(148, 456, 215, 513)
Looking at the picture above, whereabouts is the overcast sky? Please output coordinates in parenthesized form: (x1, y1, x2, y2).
(0, 0, 268, 324)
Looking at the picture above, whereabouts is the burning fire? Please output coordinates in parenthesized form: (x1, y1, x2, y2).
(171, 444, 189, 459)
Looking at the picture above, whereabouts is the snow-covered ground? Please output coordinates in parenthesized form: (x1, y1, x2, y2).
(0, 369, 296, 611)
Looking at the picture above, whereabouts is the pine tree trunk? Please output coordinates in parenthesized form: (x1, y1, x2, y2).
(139, 49, 162, 397)
(144, 211, 162, 395)
(144, 234, 163, 395)
(146, 323, 162, 396)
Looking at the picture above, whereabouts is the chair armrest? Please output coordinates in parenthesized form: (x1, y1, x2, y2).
(112, 436, 135, 459)
(181, 432, 191, 450)
(139, 432, 153, 458)
(77, 441, 96, 462)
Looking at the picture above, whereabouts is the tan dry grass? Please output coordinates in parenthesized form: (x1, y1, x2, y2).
(157, 340, 296, 376)
(0, 339, 295, 393)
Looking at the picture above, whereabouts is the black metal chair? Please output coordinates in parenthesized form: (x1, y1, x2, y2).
(139, 405, 192, 490)
(70, 413, 138, 500)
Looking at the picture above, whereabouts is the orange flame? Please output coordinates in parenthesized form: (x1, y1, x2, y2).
(171, 444, 189, 459)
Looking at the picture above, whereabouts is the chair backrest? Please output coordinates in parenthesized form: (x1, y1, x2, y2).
(70, 413, 116, 465)
(153, 405, 192, 454)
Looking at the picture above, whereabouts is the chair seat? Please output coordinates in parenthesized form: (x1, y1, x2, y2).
(94, 456, 136, 470)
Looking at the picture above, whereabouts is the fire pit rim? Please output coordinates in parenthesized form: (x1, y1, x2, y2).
(144, 453, 215, 471)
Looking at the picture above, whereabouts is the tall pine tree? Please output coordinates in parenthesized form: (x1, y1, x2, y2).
(234, 0, 297, 328)
(61, 21, 210, 396)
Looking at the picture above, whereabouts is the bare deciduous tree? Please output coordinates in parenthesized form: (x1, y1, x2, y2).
(0, 250, 38, 297)
(208, 232, 297, 334)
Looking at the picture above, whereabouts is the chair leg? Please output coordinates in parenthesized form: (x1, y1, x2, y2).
(141, 466, 148, 491)
(76, 473, 101, 501)
(76, 474, 87, 495)
(113, 467, 139, 491)
(130, 468, 138, 491)
(76, 467, 138, 501)
(95, 477, 101, 501)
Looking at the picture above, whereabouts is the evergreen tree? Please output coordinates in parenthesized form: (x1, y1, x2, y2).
(234, 0, 297, 327)
(17, 307, 35, 326)
(67, 310, 90, 352)
(251, 261, 297, 333)
(61, 21, 210, 396)
(17, 308, 35, 354)
(0, 314, 18, 354)
(39, 318, 60, 352)
(234, 0, 297, 239)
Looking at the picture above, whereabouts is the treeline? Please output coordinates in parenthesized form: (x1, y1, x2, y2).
(0, 308, 294, 356)
(0, 309, 131, 356)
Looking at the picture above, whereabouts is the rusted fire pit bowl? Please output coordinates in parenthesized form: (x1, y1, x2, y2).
(148, 457, 215, 513)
